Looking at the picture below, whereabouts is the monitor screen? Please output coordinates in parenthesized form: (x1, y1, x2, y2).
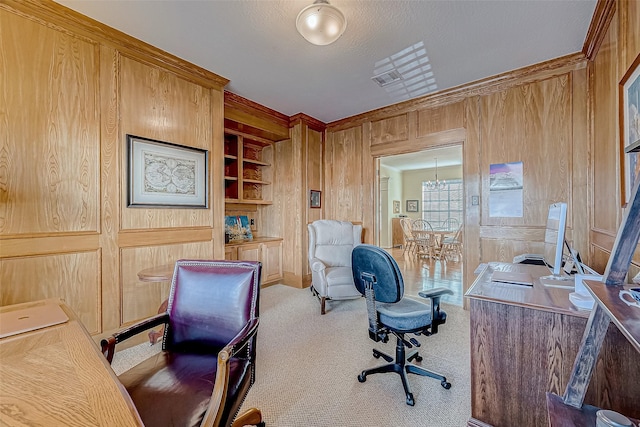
(543, 202, 567, 277)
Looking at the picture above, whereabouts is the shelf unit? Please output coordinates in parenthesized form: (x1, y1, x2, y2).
(546, 180, 640, 426)
(224, 130, 273, 205)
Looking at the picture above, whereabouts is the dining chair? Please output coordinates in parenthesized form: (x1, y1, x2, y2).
(441, 224, 463, 261)
(399, 218, 418, 255)
(412, 220, 438, 259)
(441, 217, 460, 231)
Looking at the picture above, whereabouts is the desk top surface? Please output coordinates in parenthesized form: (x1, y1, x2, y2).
(465, 262, 589, 317)
(0, 299, 143, 426)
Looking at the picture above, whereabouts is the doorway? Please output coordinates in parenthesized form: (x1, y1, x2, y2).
(378, 145, 464, 305)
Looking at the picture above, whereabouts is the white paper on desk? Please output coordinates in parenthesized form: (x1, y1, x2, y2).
(491, 270, 533, 286)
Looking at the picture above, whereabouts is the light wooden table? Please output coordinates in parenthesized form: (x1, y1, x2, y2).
(0, 299, 143, 426)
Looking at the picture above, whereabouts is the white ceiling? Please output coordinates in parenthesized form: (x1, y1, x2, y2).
(56, 0, 596, 125)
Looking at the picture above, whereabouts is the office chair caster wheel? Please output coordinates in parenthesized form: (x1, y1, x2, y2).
(414, 355, 423, 362)
(441, 380, 451, 389)
(357, 373, 366, 382)
(406, 393, 415, 406)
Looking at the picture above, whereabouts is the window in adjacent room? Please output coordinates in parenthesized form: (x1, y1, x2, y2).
(421, 179, 463, 227)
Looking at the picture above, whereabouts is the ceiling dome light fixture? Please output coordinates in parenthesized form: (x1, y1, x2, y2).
(296, 0, 346, 46)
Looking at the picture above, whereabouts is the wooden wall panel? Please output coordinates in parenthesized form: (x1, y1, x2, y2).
(0, 2, 226, 337)
(119, 55, 213, 230)
(370, 113, 409, 146)
(266, 132, 301, 286)
(306, 127, 323, 225)
(325, 127, 364, 223)
(0, 251, 101, 333)
(620, 0, 640, 71)
(416, 101, 465, 137)
(0, 11, 100, 236)
(592, 17, 620, 235)
(120, 241, 213, 324)
(480, 74, 572, 227)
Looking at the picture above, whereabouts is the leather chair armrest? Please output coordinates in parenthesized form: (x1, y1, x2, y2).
(101, 313, 169, 363)
(223, 317, 259, 359)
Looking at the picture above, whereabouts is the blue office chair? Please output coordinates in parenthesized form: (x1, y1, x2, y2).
(351, 244, 453, 406)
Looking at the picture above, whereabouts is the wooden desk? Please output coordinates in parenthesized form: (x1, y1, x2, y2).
(0, 299, 143, 426)
(465, 263, 640, 427)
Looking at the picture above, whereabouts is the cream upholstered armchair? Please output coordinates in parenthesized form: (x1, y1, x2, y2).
(308, 220, 363, 314)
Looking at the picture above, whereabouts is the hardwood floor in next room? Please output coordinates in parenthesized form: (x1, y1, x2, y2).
(389, 247, 464, 306)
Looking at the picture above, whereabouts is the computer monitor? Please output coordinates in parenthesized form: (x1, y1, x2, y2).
(542, 202, 569, 281)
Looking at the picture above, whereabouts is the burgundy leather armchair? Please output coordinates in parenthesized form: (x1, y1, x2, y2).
(101, 260, 263, 427)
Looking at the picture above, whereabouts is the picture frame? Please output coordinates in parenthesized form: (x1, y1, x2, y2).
(310, 190, 322, 208)
(406, 199, 419, 212)
(127, 134, 208, 208)
(620, 53, 640, 206)
(393, 200, 400, 214)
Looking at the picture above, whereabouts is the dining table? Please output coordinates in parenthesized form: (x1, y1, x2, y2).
(413, 228, 456, 260)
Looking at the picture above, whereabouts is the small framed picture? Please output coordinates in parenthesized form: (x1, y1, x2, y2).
(393, 200, 400, 214)
(127, 134, 208, 208)
(406, 200, 419, 212)
(310, 190, 322, 208)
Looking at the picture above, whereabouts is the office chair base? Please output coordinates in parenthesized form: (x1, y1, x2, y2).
(359, 340, 451, 406)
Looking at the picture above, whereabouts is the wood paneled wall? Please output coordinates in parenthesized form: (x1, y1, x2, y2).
(590, 1, 640, 273)
(266, 115, 325, 287)
(0, 0, 227, 337)
(326, 61, 590, 303)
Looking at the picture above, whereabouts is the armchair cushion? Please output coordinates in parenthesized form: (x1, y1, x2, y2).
(119, 352, 251, 427)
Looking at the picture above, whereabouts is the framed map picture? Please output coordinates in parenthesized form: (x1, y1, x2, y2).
(127, 134, 208, 208)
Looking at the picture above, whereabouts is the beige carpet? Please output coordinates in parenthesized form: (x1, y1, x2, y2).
(112, 284, 471, 426)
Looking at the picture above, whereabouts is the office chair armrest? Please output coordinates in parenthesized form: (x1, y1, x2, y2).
(418, 287, 453, 335)
(418, 287, 453, 300)
(223, 317, 260, 359)
(100, 313, 169, 363)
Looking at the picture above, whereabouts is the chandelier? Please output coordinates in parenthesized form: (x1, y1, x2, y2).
(425, 158, 446, 191)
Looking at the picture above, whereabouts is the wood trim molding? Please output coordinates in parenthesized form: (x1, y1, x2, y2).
(1, 0, 229, 89)
(289, 113, 326, 132)
(582, 0, 617, 60)
(118, 228, 213, 247)
(328, 52, 587, 131)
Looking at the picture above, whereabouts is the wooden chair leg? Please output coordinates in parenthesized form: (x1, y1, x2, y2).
(321, 296, 326, 315)
(232, 407, 264, 427)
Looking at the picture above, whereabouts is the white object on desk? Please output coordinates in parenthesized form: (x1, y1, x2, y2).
(568, 273, 603, 310)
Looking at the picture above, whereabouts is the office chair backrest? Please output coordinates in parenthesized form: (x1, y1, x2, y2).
(351, 244, 404, 303)
(165, 260, 261, 353)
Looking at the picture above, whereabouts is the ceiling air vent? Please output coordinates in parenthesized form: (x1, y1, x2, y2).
(371, 69, 403, 87)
